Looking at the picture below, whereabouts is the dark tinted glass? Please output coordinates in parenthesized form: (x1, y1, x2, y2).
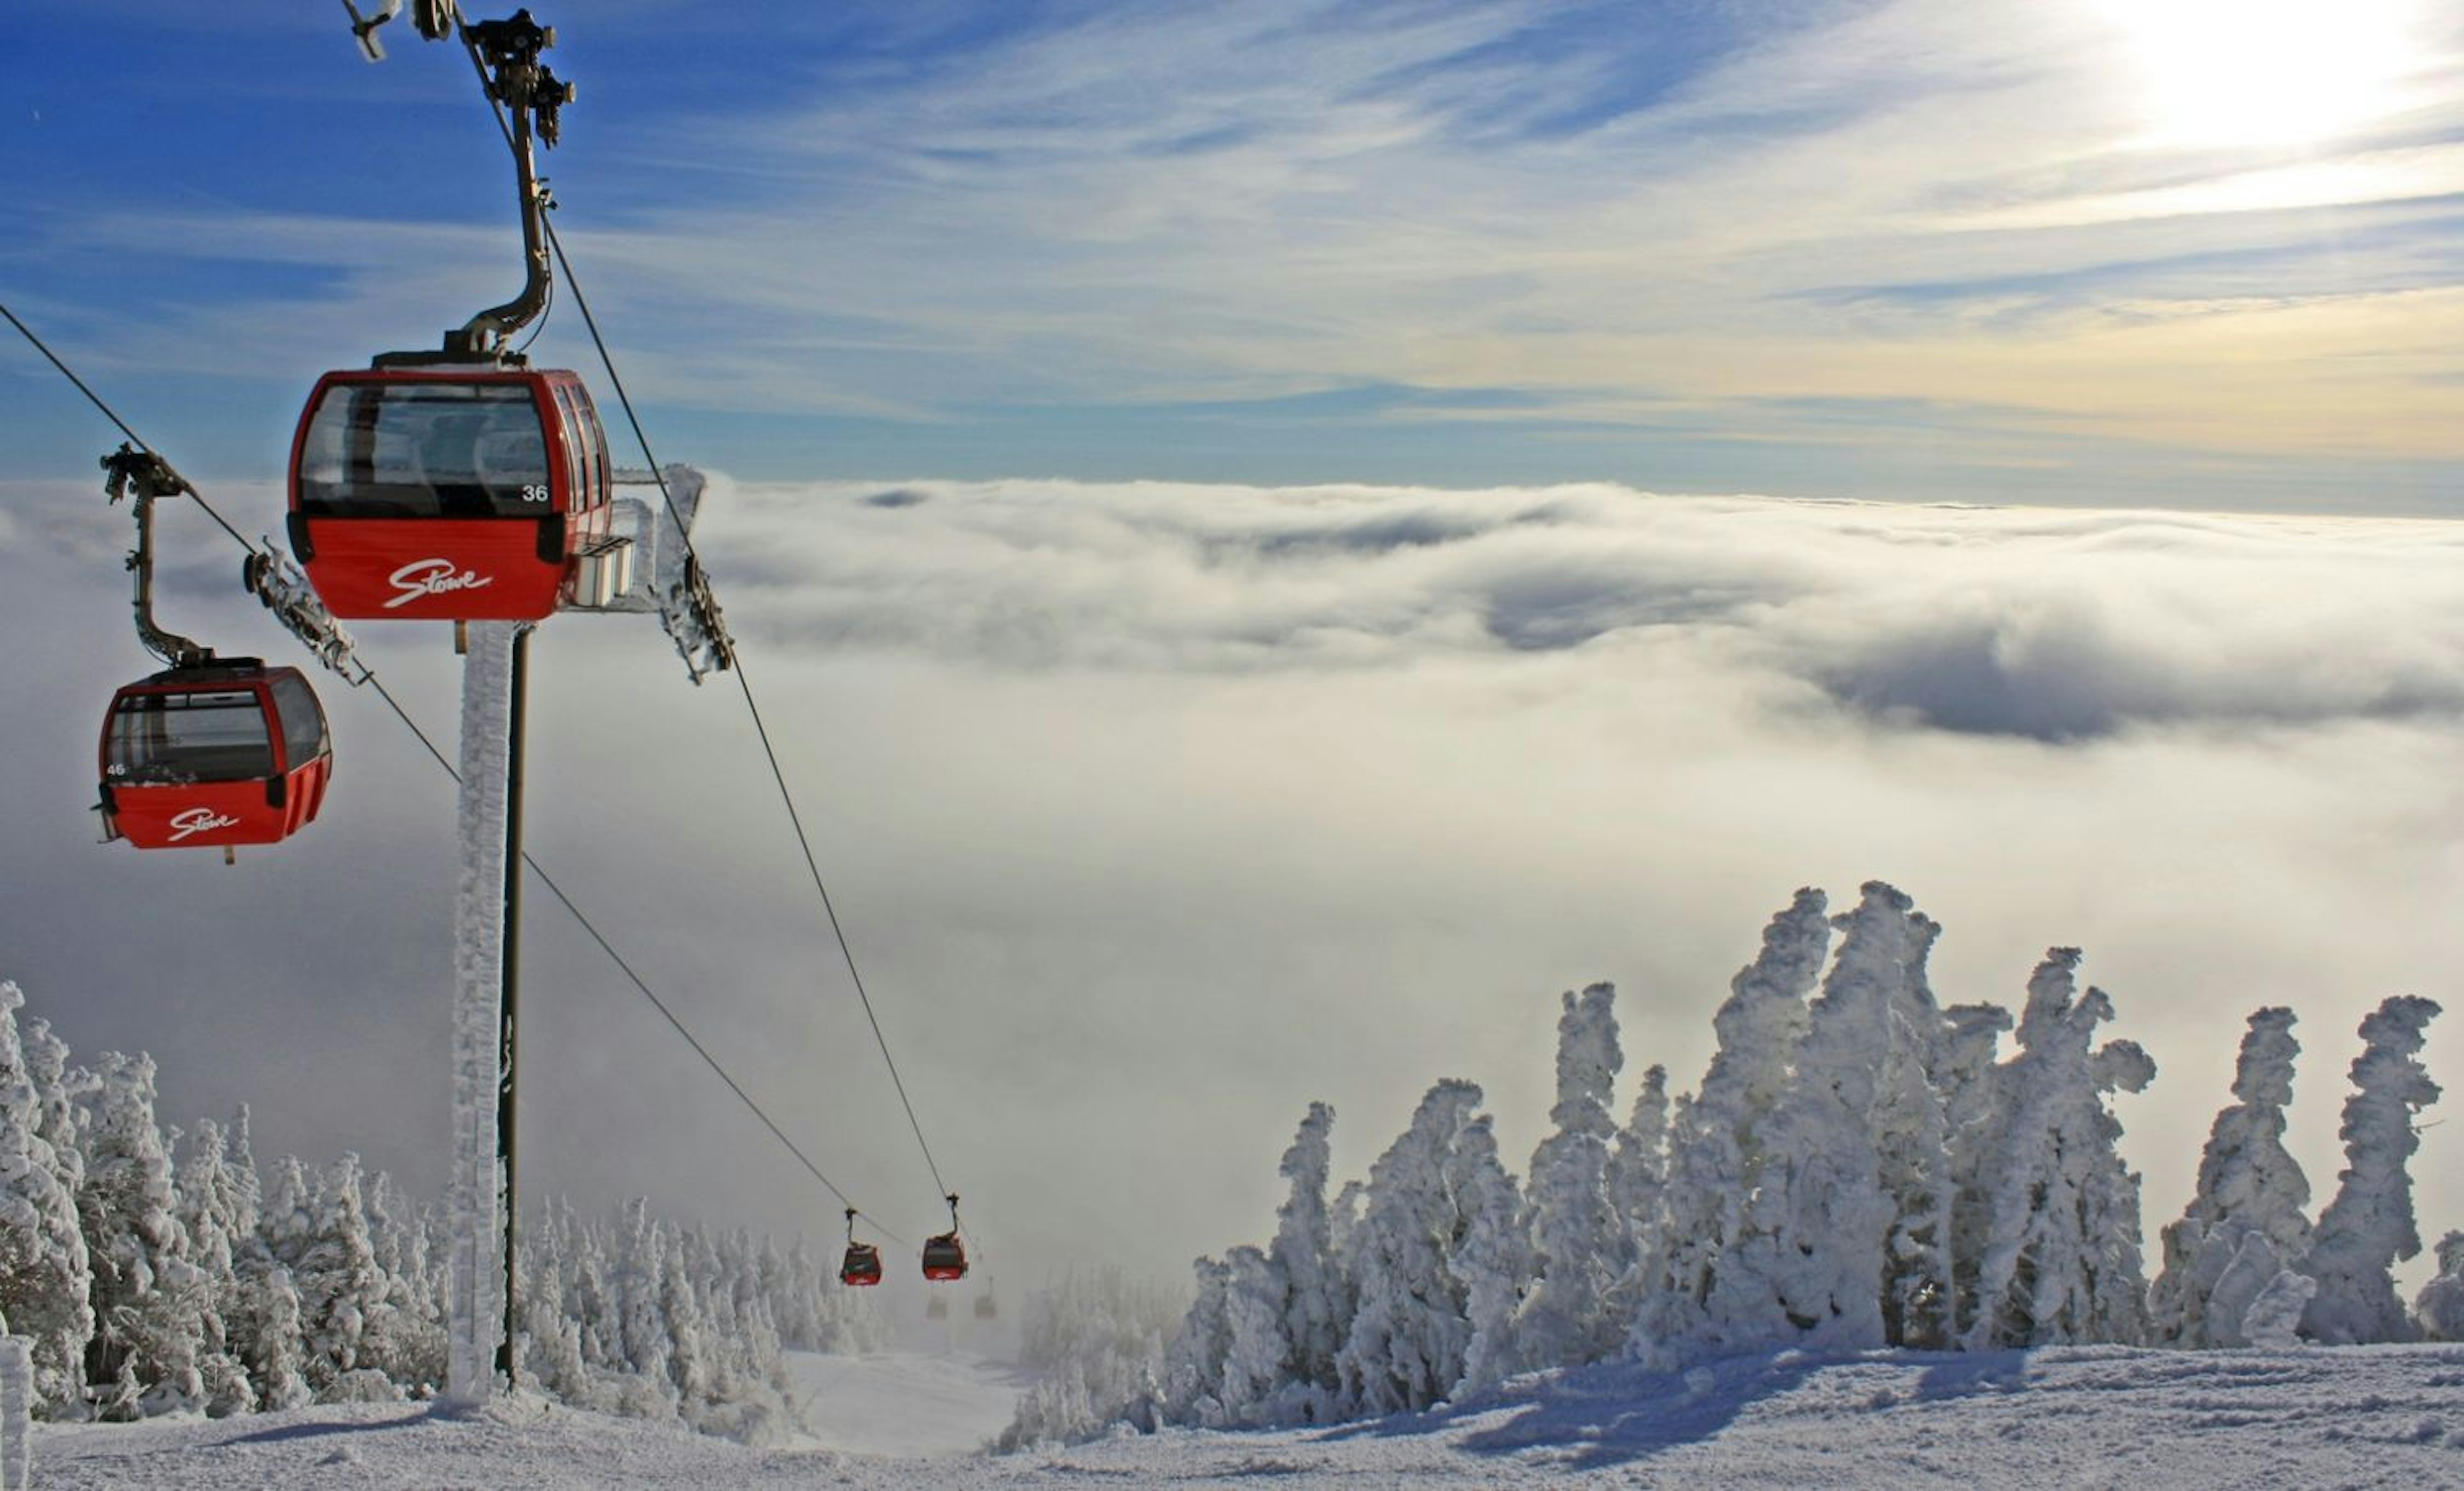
(297, 382, 553, 518)
(269, 672, 329, 768)
(107, 691, 275, 783)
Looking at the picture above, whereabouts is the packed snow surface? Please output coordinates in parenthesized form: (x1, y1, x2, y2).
(29, 1343, 2464, 1488)
(785, 1350, 1029, 1458)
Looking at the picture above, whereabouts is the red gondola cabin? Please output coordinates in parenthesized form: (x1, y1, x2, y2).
(99, 661, 332, 851)
(840, 1242, 884, 1288)
(287, 366, 615, 621)
(921, 1231, 968, 1282)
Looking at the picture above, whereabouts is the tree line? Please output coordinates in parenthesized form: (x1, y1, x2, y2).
(0, 979, 880, 1440)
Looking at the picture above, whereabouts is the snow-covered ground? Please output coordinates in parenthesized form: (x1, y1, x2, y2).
(785, 1350, 1031, 1458)
(25, 1343, 2464, 1488)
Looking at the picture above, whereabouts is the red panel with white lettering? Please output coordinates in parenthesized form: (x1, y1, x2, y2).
(294, 516, 569, 620)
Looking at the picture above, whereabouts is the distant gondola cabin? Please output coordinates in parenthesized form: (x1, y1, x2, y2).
(921, 1231, 968, 1282)
(99, 661, 332, 851)
(287, 367, 615, 620)
(840, 1243, 884, 1288)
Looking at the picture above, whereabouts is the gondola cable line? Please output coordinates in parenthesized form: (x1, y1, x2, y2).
(3, 296, 914, 1250)
(477, 98, 966, 1230)
(448, 29, 964, 1228)
(20, 3, 986, 1268)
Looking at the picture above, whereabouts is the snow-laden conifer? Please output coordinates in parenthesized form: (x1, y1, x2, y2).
(293, 1154, 388, 1396)
(170, 1119, 252, 1415)
(1742, 883, 1945, 1350)
(1162, 1255, 1232, 1426)
(1599, 1062, 1668, 1331)
(998, 1265, 1177, 1449)
(1939, 1001, 2012, 1340)
(1333, 1079, 1488, 1415)
(76, 1051, 205, 1415)
(1251, 1103, 1350, 1419)
(2300, 995, 2443, 1344)
(0, 982, 92, 1415)
(2147, 1007, 2311, 1347)
(1267, 1102, 1345, 1419)
(1963, 950, 2155, 1349)
(2413, 1232, 2464, 1342)
(1644, 888, 1829, 1356)
(1517, 982, 1625, 1370)
(1448, 1111, 1530, 1397)
(1214, 1245, 1287, 1422)
(614, 1197, 676, 1400)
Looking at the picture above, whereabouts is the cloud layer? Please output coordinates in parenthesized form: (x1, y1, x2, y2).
(703, 477, 2464, 740)
(5, 476, 2461, 1294)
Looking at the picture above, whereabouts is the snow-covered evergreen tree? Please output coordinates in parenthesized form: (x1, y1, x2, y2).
(2413, 1232, 2464, 1342)
(2300, 996, 2443, 1344)
(1333, 1079, 1491, 1416)
(1938, 1001, 2012, 1340)
(1517, 982, 1625, 1370)
(1447, 1111, 1530, 1397)
(292, 1154, 387, 1396)
(76, 1051, 205, 1415)
(999, 1265, 1179, 1449)
(1162, 1254, 1232, 1426)
(613, 1197, 677, 1410)
(2147, 1007, 2312, 1347)
(1743, 883, 1946, 1350)
(171, 1119, 253, 1415)
(1963, 950, 2156, 1349)
(1598, 1062, 1668, 1333)
(1643, 889, 1829, 1357)
(1213, 1245, 1287, 1422)
(0, 982, 92, 1415)
(1267, 1102, 1346, 1419)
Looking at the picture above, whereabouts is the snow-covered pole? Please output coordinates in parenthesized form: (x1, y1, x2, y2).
(446, 620, 527, 1406)
(0, 1334, 28, 1491)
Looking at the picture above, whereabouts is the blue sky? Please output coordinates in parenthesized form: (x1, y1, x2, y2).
(6, 0, 2463, 511)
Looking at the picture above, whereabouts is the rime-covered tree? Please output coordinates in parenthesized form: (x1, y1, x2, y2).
(1644, 889, 1829, 1356)
(2414, 1232, 2464, 1342)
(1163, 1254, 1232, 1425)
(1518, 983, 1625, 1370)
(1600, 1062, 1668, 1331)
(998, 1265, 1178, 1449)
(1938, 1001, 2012, 1339)
(1333, 1079, 1498, 1415)
(1963, 950, 2156, 1349)
(2147, 1008, 2312, 1347)
(659, 1228, 710, 1411)
(1267, 1102, 1346, 1419)
(0, 982, 92, 1414)
(1739, 883, 1947, 1350)
(78, 1051, 206, 1415)
(292, 1154, 386, 1393)
(1213, 1245, 1287, 1422)
(613, 1197, 676, 1401)
(171, 1119, 253, 1415)
(1448, 1111, 1530, 1396)
(2300, 996, 2443, 1345)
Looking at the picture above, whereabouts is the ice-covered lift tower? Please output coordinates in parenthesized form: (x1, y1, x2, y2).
(333, 0, 736, 1410)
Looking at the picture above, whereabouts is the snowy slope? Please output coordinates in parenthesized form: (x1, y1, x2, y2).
(28, 1343, 2464, 1488)
(784, 1350, 1030, 1458)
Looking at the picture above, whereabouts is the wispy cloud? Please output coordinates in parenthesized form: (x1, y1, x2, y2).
(10, 0, 2464, 503)
(697, 476, 2464, 740)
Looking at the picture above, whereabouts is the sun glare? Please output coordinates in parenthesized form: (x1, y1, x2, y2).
(2100, 0, 2422, 149)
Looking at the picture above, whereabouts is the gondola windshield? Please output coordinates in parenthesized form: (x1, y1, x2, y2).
(106, 688, 278, 783)
(296, 382, 552, 518)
